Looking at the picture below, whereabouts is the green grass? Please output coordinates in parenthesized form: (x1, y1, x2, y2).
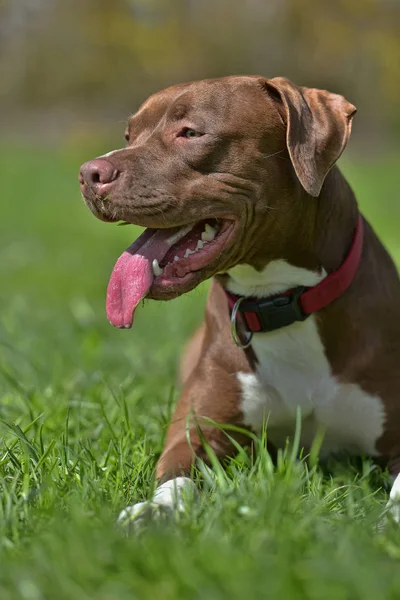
(1, 144, 400, 599)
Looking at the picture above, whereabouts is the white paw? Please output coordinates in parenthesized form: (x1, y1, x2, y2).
(118, 477, 197, 528)
(387, 503, 400, 524)
(117, 500, 171, 526)
(380, 473, 400, 527)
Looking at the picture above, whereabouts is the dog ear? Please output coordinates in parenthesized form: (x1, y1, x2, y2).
(264, 77, 356, 197)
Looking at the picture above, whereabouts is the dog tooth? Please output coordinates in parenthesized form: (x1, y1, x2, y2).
(184, 248, 195, 258)
(205, 223, 217, 236)
(201, 223, 217, 242)
(196, 240, 204, 251)
(152, 259, 164, 277)
(174, 255, 180, 262)
(166, 223, 194, 246)
(201, 231, 214, 242)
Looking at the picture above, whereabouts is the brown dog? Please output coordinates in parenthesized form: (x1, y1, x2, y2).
(79, 76, 400, 522)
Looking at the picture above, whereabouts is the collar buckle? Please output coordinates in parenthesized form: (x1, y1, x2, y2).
(239, 286, 309, 334)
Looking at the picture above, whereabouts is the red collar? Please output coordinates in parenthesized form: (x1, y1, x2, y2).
(225, 215, 364, 338)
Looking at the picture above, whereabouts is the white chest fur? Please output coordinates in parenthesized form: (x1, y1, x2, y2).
(228, 260, 386, 458)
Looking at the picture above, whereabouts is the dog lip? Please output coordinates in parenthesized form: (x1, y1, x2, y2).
(147, 217, 238, 297)
(157, 216, 236, 268)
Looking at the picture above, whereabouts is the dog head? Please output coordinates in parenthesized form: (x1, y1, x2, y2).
(79, 76, 356, 327)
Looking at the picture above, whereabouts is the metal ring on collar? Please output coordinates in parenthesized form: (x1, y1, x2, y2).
(230, 297, 253, 349)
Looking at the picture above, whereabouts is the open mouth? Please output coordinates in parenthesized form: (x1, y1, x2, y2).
(106, 218, 235, 328)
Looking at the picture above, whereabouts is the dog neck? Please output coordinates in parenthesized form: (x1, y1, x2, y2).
(225, 167, 359, 298)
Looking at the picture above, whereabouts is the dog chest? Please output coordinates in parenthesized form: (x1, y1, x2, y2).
(237, 316, 386, 457)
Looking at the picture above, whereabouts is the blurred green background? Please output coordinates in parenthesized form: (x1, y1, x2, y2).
(1, 0, 400, 148)
(0, 2, 400, 598)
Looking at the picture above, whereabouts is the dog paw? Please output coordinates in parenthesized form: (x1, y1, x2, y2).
(117, 500, 171, 527)
(117, 477, 197, 529)
(383, 500, 400, 527)
(382, 474, 400, 527)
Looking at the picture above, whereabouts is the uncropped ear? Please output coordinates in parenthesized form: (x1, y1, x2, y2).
(264, 77, 357, 197)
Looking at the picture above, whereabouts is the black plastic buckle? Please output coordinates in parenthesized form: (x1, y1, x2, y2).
(240, 286, 309, 333)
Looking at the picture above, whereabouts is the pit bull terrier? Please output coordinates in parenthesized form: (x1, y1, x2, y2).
(79, 76, 400, 523)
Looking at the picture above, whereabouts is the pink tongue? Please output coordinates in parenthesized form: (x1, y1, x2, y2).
(106, 227, 184, 328)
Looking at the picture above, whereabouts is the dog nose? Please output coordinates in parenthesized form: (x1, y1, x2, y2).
(79, 159, 119, 193)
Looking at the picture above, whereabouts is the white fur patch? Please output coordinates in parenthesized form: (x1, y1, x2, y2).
(227, 259, 326, 298)
(229, 261, 386, 458)
(386, 474, 400, 523)
(98, 148, 126, 159)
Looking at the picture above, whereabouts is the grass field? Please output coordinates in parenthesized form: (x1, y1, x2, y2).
(1, 144, 400, 599)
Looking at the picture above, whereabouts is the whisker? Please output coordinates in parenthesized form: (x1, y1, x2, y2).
(262, 149, 286, 160)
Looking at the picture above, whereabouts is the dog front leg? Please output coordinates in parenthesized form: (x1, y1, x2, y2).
(118, 365, 249, 525)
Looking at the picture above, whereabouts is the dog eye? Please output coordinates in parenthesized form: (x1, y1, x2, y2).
(180, 128, 202, 139)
